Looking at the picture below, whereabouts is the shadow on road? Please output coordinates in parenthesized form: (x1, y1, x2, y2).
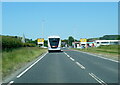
(48, 50, 63, 53)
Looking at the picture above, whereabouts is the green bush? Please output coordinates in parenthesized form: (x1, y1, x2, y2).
(2, 36, 23, 51)
(2, 35, 36, 51)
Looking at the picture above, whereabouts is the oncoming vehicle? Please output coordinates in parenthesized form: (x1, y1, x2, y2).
(48, 36, 61, 52)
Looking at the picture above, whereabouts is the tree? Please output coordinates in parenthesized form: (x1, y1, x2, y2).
(44, 40, 48, 47)
(117, 35, 120, 40)
(68, 36, 74, 46)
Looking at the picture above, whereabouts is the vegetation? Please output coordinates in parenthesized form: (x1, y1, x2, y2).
(2, 35, 36, 51)
(2, 47, 47, 79)
(68, 36, 74, 46)
(1, 35, 47, 80)
(2, 36, 23, 51)
(44, 40, 48, 47)
(0, 57, 1, 82)
(99, 35, 120, 40)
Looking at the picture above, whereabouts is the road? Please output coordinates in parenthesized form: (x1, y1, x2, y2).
(5, 48, 119, 85)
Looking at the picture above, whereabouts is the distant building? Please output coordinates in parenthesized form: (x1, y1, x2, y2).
(94, 40, 120, 47)
(72, 38, 120, 49)
(79, 38, 94, 48)
(72, 42, 80, 48)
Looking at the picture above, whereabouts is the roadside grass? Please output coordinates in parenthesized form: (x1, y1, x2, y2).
(71, 45, 119, 61)
(2, 47, 47, 79)
(0, 52, 2, 83)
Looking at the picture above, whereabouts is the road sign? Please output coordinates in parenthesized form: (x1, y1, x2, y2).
(37, 38, 44, 44)
(80, 39, 87, 42)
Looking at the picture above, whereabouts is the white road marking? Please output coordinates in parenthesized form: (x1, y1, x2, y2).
(70, 57, 75, 61)
(64, 52, 86, 69)
(17, 52, 48, 78)
(7, 81, 14, 85)
(64, 52, 66, 54)
(89, 73, 107, 85)
(72, 49, 118, 63)
(67, 55, 70, 57)
(75, 62, 85, 69)
(64, 52, 67, 55)
(96, 55, 118, 63)
(64, 52, 70, 57)
(66, 54, 70, 57)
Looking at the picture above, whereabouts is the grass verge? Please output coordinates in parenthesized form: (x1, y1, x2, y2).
(0, 52, 2, 83)
(71, 45, 120, 61)
(2, 47, 47, 79)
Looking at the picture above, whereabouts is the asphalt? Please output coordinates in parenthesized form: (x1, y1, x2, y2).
(3, 48, 119, 85)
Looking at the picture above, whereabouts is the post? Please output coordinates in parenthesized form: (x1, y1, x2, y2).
(41, 19, 45, 47)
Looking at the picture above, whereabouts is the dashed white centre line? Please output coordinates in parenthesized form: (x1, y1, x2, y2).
(66, 55, 70, 57)
(70, 57, 75, 61)
(75, 62, 85, 69)
(7, 81, 14, 85)
(17, 52, 48, 78)
(64, 52, 86, 69)
(89, 73, 107, 85)
(64, 52, 70, 58)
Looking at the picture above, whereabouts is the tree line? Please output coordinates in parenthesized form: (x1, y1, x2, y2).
(1, 34, 119, 51)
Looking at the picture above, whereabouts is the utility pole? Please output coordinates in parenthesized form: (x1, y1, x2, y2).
(41, 19, 45, 47)
(73, 25, 77, 48)
(42, 19, 45, 39)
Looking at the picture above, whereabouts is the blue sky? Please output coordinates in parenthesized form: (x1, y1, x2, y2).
(2, 2, 118, 40)
(0, 2, 1, 35)
(1, 0, 120, 2)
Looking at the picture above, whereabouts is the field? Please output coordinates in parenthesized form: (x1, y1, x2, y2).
(2, 47, 47, 79)
(72, 45, 119, 61)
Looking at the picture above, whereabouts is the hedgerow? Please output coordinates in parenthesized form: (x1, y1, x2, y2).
(2, 35, 36, 51)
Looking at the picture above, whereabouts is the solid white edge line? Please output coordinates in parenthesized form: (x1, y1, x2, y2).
(73, 50, 118, 63)
(17, 52, 48, 78)
(7, 81, 14, 85)
(89, 73, 107, 85)
(75, 62, 85, 69)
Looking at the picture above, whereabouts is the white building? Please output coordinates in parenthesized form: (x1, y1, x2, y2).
(94, 40, 120, 47)
(72, 42, 80, 48)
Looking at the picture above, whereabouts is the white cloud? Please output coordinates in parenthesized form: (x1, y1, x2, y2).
(1, 0, 120, 2)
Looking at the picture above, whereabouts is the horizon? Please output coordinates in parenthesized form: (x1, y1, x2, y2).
(1, 34, 119, 41)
